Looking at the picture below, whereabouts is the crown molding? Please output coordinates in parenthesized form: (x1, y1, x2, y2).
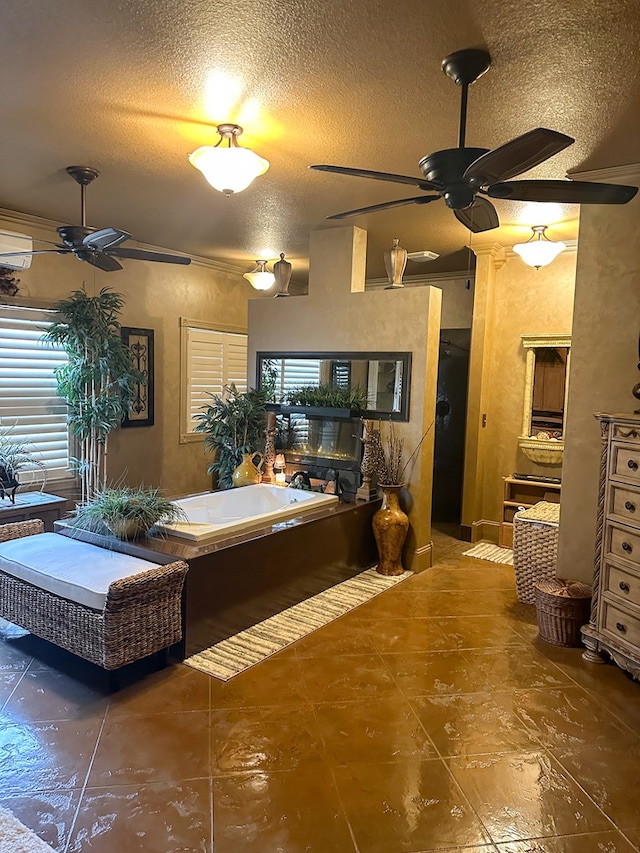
(567, 162, 640, 183)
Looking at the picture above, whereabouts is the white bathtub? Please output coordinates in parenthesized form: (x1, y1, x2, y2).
(157, 484, 340, 543)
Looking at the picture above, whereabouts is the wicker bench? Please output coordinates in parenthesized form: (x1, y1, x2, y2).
(0, 520, 188, 682)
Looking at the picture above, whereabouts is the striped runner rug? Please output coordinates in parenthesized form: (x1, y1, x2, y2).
(184, 567, 412, 681)
(462, 542, 514, 565)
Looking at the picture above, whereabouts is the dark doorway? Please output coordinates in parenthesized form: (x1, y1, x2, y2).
(432, 329, 471, 524)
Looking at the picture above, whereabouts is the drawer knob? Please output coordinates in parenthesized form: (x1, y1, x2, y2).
(624, 501, 637, 512)
(616, 621, 627, 633)
(628, 459, 639, 471)
(622, 541, 633, 553)
(619, 581, 630, 592)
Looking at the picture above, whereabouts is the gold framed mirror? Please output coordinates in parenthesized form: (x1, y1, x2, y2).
(519, 334, 571, 465)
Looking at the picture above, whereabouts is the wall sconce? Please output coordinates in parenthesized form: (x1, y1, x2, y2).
(243, 259, 275, 291)
(188, 123, 269, 196)
(274, 453, 286, 486)
(513, 225, 566, 270)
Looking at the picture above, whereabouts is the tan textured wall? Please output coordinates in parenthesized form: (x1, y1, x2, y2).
(463, 243, 577, 538)
(557, 168, 640, 584)
(1, 210, 258, 498)
(248, 225, 442, 570)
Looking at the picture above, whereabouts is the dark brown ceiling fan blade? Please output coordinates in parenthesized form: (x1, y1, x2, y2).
(464, 128, 575, 185)
(487, 179, 638, 204)
(310, 164, 439, 191)
(454, 197, 499, 233)
(83, 227, 131, 250)
(327, 195, 441, 221)
(83, 252, 123, 272)
(107, 247, 191, 265)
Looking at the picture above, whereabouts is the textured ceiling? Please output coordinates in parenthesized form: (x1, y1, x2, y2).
(1, 0, 639, 282)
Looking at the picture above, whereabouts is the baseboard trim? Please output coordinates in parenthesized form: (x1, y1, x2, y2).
(405, 542, 433, 572)
(471, 519, 500, 544)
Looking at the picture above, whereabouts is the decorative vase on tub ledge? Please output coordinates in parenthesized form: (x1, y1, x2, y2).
(372, 484, 409, 575)
(232, 452, 264, 487)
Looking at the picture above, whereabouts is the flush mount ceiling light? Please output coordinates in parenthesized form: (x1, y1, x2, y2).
(188, 123, 269, 195)
(243, 259, 275, 291)
(513, 225, 567, 269)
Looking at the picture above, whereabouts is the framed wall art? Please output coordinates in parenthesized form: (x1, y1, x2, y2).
(121, 326, 154, 427)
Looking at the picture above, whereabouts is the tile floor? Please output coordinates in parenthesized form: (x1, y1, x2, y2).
(1, 525, 639, 852)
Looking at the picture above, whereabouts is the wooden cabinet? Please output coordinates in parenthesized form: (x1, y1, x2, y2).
(582, 413, 640, 679)
(0, 491, 67, 532)
(499, 476, 561, 548)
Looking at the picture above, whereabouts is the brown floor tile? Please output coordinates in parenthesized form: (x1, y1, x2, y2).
(412, 564, 516, 591)
(429, 615, 529, 651)
(0, 788, 81, 853)
(107, 663, 210, 717)
(211, 703, 326, 774)
(333, 758, 490, 852)
(357, 616, 447, 652)
(380, 649, 489, 696)
(3, 668, 110, 723)
(495, 832, 638, 852)
(214, 767, 356, 852)
(69, 779, 212, 852)
(313, 694, 439, 765)
(208, 655, 309, 709)
(0, 718, 100, 794)
(512, 686, 640, 749)
(446, 751, 614, 843)
(410, 692, 542, 758)
(551, 743, 640, 829)
(0, 670, 22, 706)
(461, 648, 574, 691)
(88, 710, 210, 786)
(299, 652, 402, 703)
(292, 617, 377, 657)
(0, 632, 34, 671)
(622, 827, 640, 850)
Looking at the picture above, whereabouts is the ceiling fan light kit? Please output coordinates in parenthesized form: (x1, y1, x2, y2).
(189, 123, 269, 195)
(243, 259, 275, 291)
(513, 225, 566, 269)
(310, 48, 638, 231)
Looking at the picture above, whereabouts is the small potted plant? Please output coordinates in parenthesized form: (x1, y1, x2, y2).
(0, 422, 46, 502)
(71, 484, 186, 540)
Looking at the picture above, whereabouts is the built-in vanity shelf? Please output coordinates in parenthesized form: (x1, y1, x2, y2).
(499, 476, 561, 548)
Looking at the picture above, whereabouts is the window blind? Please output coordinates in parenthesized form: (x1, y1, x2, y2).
(0, 306, 70, 481)
(185, 327, 248, 433)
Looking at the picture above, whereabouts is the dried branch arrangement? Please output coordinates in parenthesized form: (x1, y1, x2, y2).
(365, 420, 433, 486)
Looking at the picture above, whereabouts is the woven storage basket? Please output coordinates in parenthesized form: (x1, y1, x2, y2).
(535, 577, 592, 647)
(512, 501, 560, 604)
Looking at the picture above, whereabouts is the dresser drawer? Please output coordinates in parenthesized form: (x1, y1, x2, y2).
(606, 523, 640, 568)
(612, 423, 640, 444)
(611, 443, 640, 484)
(603, 562, 640, 608)
(609, 483, 640, 525)
(601, 598, 640, 649)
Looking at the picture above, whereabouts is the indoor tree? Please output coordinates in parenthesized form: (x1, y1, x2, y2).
(43, 287, 142, 501)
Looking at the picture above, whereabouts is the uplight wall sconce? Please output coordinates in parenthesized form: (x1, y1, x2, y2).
(188, 123, 269, 195)
(513, 225, 567, 270)
(243, 259, 275, 291)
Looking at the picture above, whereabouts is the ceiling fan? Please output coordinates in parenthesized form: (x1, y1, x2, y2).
(1, 166, 191, 271)
(310, 48, 638, 232)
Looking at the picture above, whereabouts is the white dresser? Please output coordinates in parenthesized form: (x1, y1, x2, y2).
(582, 413, 640, 679)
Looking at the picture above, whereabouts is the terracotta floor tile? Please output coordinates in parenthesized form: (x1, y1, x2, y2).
(429, 615, 529, 650)
(512, 686, 640, 749)
(299, 651, 403, 703)
(312, 694, 439, 765)
(3, 668, 110, 723)
(447, 751, 614, 843)
(0, 718, 100, 794)
(208, 655, 309, 710)
(211, 703, 326, 774)
(357, 616, 447, 652)
(88, 710, 210, 786)
(412, 565, 517, 591)
(69, 779, 212, 852)
(461, 648, 574, 691)
(495, 832, 638, 852)
(0, 788, 81, 853)
(333, 758, 490, 852)
(410, 692, 542, 758)
(622, 827, 640, 849)
(106, 663, 210, 717)
(292, 617, 377, 657)
(551, 743, 640, 829)
(214, 767, 356, 852)
(380, 649, 489, 696)
(0, 670, 22, 706)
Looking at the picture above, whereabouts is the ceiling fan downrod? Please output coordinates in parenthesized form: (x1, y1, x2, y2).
(66, 166, 100, 228)
(441, 48, 491, 149)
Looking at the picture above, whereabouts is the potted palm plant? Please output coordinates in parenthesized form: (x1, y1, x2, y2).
(71, 484, 186, 540)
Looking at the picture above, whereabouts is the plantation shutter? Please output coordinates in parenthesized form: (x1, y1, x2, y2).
(185, 327, 248, 433)
(0, 306, 70, 481)
(270, 358, 322, 402)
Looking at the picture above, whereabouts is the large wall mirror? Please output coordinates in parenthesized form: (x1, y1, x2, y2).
(256, 351, 411, 421)
(519, 334, 571, 465)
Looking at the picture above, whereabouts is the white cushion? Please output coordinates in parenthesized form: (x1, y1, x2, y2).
(0, 533, 161, 611)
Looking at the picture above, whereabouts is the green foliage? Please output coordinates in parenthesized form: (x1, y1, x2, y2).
(260, 358, 278, 402)
(0, 422, 45, 477)
(285, 383, 368, 412)
(193, 384, 268, 490)
(71, 484, 186, 536)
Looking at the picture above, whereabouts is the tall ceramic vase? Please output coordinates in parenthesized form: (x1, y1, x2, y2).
(273, 253, 292, 297)
(384, 238, 408, 289)
(372, 485, 409, 575)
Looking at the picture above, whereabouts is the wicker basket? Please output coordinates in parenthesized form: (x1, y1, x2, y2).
(512, 501, 560, 604)
(535, 578, 592, 647)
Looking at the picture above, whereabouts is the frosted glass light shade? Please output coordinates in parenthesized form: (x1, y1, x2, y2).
(513, 225, 566, 269)
(189, 145, 269, 194)
(243, 260, 275, 291)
